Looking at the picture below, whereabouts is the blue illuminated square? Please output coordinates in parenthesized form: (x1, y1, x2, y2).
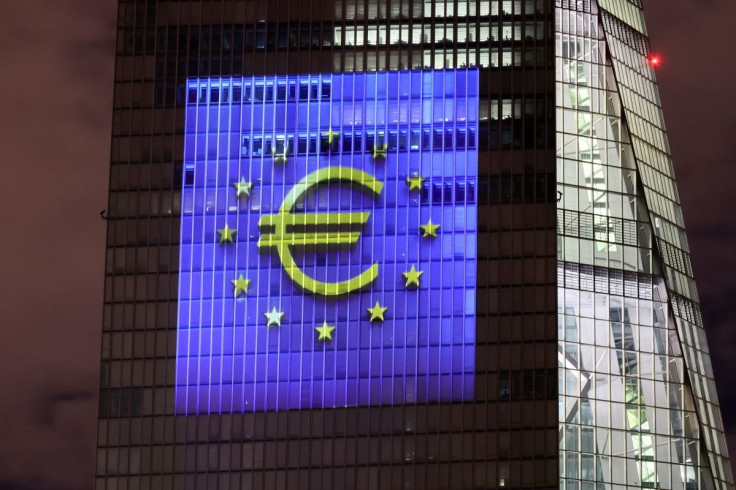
(176, 70, 478, 414)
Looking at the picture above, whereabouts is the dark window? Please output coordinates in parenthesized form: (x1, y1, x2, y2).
(278, 23, 288, 50)
(245, 27, 254, 50)
(267, 23, 277, 50)
(276, 83, 287, 101)
(300, 25, 310, 49)
(299, 82, 309, 100)
(256, 26, 266, 50)
(321, 81, 331, 99)
(499, 372, 510, 400)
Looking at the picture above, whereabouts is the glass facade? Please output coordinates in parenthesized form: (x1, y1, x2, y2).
(556, 1, 733, 489)
(97, 0, 729, 488)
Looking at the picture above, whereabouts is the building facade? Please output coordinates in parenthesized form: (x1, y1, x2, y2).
(96, 0, 731, 489)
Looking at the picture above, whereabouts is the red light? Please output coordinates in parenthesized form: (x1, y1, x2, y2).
(649, 55, 662, 67)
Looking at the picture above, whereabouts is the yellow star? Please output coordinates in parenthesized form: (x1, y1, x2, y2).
(316, 321, 336, 342)
(217, 224, 236, 244)
(231, 274, 251, 297)
(325, 129, 340, 146)
(420, 219, 440, 238)
(264, 307, 284, 327)
(372, 144, 388, 161)
(273, 152, 288, 164)
(272, 144, 289, 164)
(402, 265, 423, 288)
(367, 302, 388, 322)
(233, 178, 253, 198)
(406, 175, 425, 191)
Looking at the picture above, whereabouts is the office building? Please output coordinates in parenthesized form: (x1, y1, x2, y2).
(97, 0, 732, 488)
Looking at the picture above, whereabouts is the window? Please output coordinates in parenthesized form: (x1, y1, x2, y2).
(334, 26, 343, 46)
(367, 26, 378, 45)
(412, 26, 423, 44)
(255, 25, 266, 50)
(277, 23, 288, 49)
(499, 372, 510, 400)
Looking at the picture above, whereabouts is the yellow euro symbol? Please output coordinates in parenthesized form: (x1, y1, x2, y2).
(257, 167, 383, 296)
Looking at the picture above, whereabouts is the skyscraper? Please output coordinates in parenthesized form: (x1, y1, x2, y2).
(96, 1, 732, 489)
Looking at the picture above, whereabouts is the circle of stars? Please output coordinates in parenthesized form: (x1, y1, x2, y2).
(217, 134, 441, 341)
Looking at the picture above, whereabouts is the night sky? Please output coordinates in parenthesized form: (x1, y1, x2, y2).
(0, 1, 733, 488)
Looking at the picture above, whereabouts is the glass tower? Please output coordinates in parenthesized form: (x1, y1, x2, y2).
(556, 1, 732, 488)
(96, 1, 731, 489)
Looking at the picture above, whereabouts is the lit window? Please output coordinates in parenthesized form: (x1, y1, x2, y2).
(333, 27, 343, 46)
(367, 26, 378, 46)
(424, 0, 434, 17)
(479, 48, 490, 68)
(355, 27, 364, 46)
(412, 26, 423, 45)
(482, 25, 492, 42)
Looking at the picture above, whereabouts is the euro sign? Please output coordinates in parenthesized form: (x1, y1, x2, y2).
(258, 167, 383, 296)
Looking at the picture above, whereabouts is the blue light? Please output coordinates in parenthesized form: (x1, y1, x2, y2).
(176, 70, 479, 414)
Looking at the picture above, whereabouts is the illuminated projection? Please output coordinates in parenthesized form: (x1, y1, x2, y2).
(176, 70, 479, 414)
